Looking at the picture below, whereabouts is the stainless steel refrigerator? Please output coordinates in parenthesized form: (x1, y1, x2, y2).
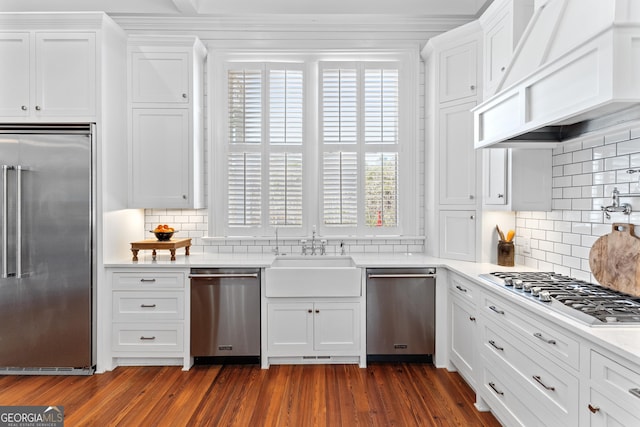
(0, 124, 95, 374)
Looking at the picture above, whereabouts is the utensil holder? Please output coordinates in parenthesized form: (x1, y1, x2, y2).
(497, 240, 514, 266)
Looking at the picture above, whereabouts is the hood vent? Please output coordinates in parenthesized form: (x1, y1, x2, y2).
(474, 0, 640, 148)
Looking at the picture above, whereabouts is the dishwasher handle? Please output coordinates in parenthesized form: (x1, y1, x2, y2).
(367, 274, 436, 279)
(189, 273, 259, 279)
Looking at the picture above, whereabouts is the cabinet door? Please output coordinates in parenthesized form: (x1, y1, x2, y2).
(313, 302, 360, 352)
(483, 148, 507, 206)
(439, 101, 477, 205)
(439, 210, 476, 261)
(438, 40, 478, 103)
(450, 296, 477, 387)
(131, 51, 189, 104)
(267, 303, 314, 355)
(130, 108, 191, 208)
(587, 389, 640, 427)
(35, 32, 96, 117)
(484, 10, 511, 98)
(0, 33, 30, 117)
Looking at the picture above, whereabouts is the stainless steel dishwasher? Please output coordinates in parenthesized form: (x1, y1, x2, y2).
(190, 268, 260, 363)
(366, 267, 436, 362)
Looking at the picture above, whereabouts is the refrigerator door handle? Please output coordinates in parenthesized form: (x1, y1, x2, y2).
(15, 165, 22, 279)
(1, 165, 11, 279)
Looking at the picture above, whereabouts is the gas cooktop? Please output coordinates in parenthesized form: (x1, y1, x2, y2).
(479, 271, 640, 327)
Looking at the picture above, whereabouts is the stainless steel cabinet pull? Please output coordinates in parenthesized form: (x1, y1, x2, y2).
(367, 274, 436, 279)
(21, 105, 27, 111)
(182, 93, 187, 99)
(307, 309, 312, 313)
(189, 273, 259, 279)
(489, 305, 505, 315)
(455, 285, 467, 292)
(1, 165, 9, 279)
(588, 404, 600, 414)
(315, 309, 320, 313)
(630, 388, 640, 399)
(35, 105, 41, 111)
(15, 166, 23, 279)
(489, 340, 504, 351)
(533, 332, 556, 345)
(488, 382, 504, 396)
(533, 375, 555, 391)
(140, 278, 156, 282)
(498, 194, 504, 198)
(140, 304, 157, 308)
(140, 336, 156, 340)
(469, 316, 476, 322)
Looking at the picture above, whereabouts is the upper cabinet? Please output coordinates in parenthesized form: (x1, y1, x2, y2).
(0, 20, 106, 121)
(128, 36, 206, 209)
(438, 40, 478, 104)
(480, 0, 534, 99)
(483, 148, 552, 211)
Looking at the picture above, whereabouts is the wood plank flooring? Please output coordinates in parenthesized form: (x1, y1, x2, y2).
(0, 363, 502, 426)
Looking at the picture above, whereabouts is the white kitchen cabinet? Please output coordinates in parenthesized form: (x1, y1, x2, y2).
(107, 269, 191, 371)
(128, 36, 206, 209)
(483, 148, 552, 211)
(423, 22, 482, 263)
(438, 40, 478, 104)
(266, 301, 360, 356)
(480, 0, 534, 99)
(439, 211, 476, 262)
(130, 51, 190, 104)
(448, 274, 479, 390)
(585, 350, 640, 426)
(438, 100, 478, 206)
(0, 31, 96, 119)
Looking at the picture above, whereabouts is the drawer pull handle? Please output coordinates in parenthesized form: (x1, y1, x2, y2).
(533, 332, 556, 345)
(630, 388, 640, 399)
(455, 285, 467, 292)
(533, 375, 555, 391)
(488, 382, 504, 396)
(140, 304, 157, 308)
(489, 305, 505, 315)
(469, 316, 476, 322)
(588, 404, 600, 414)
(140, 278, 156, 283)
(489, 340, 504, 351)
(140, 336, 156, 341)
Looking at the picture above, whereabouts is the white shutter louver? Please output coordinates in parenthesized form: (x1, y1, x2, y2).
(322, 68, 357, 144)
(269, 152, 303, 226)
(228, 69, 262, 144)
(270, 69, 303, 145)
(364, 69, 399, 144)
(228, 152, 262, 226)
(323, 152, 358, 225)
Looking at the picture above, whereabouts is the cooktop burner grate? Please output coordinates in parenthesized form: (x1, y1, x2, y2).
(479, 271, 640, 326)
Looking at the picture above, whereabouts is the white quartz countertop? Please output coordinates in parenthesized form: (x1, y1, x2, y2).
(104, 251, 640, 367)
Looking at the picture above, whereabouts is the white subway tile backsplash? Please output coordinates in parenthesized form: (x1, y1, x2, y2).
(517, 122, 640, 279)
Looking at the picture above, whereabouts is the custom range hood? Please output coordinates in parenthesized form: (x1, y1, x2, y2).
(474, 0, 640, 148)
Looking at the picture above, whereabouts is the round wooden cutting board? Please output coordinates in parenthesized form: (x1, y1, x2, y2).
(589, 223, 640, 297)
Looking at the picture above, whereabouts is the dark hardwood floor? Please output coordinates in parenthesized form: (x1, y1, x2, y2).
(0, 363, 502, 426)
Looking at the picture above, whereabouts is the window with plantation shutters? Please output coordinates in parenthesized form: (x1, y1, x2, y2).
(320, 63, 400, 231)
(212, 52, 416, 238)
(224, 64, 305, 233)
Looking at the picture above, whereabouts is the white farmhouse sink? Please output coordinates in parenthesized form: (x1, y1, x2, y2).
(265, 256, 361, 297)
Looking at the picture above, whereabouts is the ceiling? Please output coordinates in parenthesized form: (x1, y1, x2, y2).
(0, 0, 491, 18)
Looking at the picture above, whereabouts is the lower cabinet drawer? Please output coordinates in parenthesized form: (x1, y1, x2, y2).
(112, 323, 184, 352)
(590, 350, 640, 419)
(483, 320, 579, 424)
(481, 357, 548, 427)
(113, 291, 184, 321)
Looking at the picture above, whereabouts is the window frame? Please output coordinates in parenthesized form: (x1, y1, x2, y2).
(208, 49, 419, 239)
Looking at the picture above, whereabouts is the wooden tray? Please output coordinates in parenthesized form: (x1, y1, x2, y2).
(589, 223, 640, 297)
(130, 238, 191, 261)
